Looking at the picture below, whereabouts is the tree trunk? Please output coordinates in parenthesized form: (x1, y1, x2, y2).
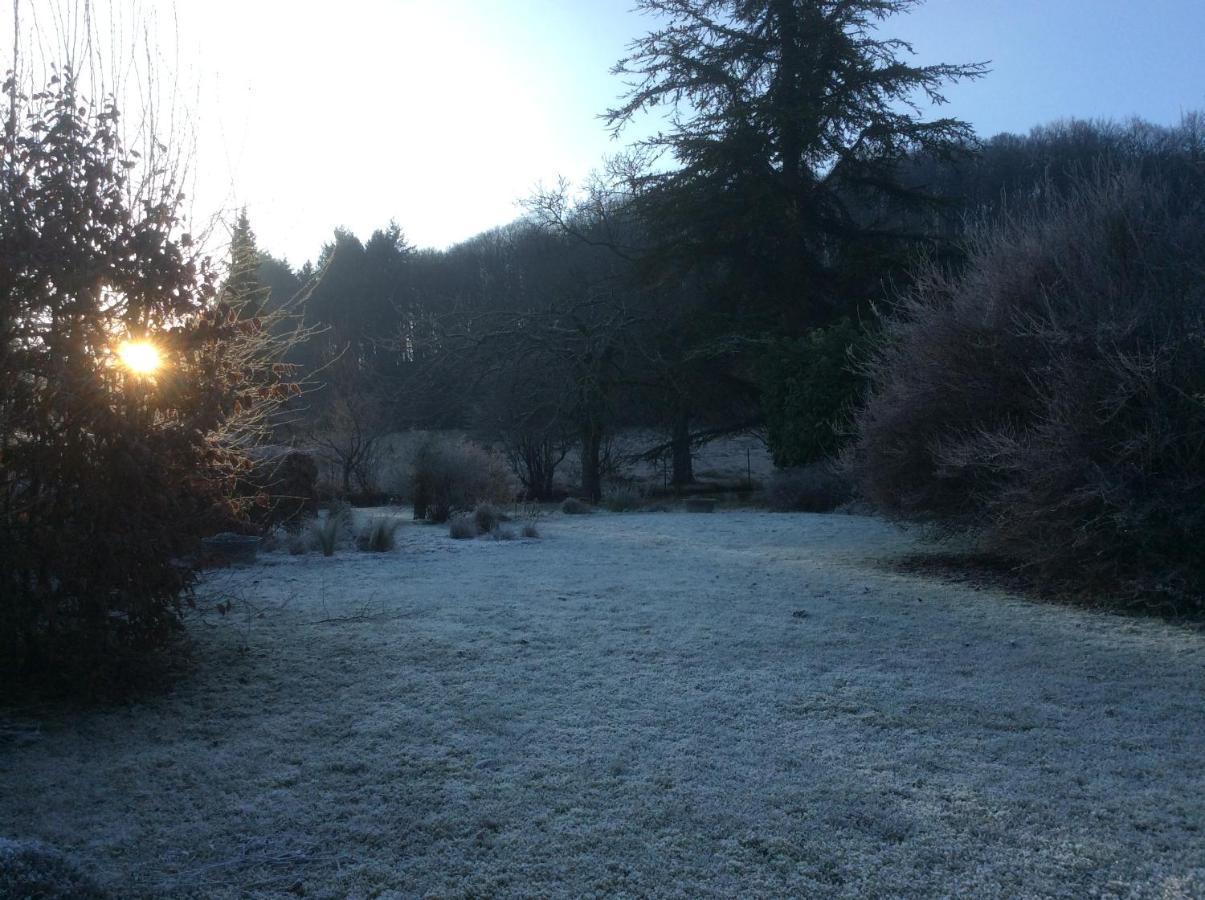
(580, 423, 603, 503)
(523, 442, 557, 502)
(537, 450, 558, 501)
(670, 406, 694, 488)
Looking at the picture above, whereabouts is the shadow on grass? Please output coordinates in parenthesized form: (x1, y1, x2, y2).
(883, 550, 1205, 628)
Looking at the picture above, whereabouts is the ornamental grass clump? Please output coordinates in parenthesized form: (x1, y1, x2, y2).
(311, 503, 351, 557)
(449, 517, 478, 540)
(356, 516, 400, 552)
(473, 502, 503, 534)
(602, 485, 644, 512)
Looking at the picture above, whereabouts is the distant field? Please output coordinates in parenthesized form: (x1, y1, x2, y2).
(3, 510, 1201, 898)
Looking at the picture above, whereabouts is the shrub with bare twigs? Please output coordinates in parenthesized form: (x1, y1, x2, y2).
(849, 166, 1205, 611)
(410, 436, 513, 523)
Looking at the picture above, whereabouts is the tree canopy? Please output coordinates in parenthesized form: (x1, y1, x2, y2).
(606, 0, 987, 327)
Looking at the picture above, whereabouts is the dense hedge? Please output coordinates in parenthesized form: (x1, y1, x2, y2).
(849, 167, 1205, 612)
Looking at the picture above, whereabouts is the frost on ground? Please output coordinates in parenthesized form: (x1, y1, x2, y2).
(1, 511, 1202, 899)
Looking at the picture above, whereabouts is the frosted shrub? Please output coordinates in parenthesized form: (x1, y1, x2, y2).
(473, 502, 503, 534)
(411, 436, 513, 523)
(310, 502, 351, 557)
(356, 517, 400, 552)
(449, 517, 478, 540)
(850, 167, 1205, 610)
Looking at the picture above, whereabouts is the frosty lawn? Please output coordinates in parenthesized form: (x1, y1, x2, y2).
(2, 510, 1203, 898)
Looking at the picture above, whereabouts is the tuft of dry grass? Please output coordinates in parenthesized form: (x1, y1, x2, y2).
(448, 516, 477, 540)
(473, 503, 503, 534)
(356, 517, 400, 552)
(286, 531, 309, 556)
(602, 485, 644, 512)
(310, 513, 343, 557)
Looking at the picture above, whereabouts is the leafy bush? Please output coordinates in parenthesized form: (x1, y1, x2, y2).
(849, 167, 1205, 610)
(521, 522, 541, 539)
(242, 447, 319, 528)
(759, 319, 870, 468)
(449, 516, 478, 540)
(410, 436, 513, 523)
(356, 516, 400, 552)
(561, 498, 593, 515)
(765, 464, 852, 513)
(0, 73, 305, 682)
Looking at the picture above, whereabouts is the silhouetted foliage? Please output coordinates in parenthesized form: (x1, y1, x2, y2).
(765, 463, 853, 513)
(605, 0, 986, 329)
(849, 166, 1205, 611)
(759, 319, 871, 467)
(518, 0, 987, 479)
(303, 222, 412, 378)
(308, 356, 391, 498)
(0, 72, 304, 684)
(401, 222, 640, 503)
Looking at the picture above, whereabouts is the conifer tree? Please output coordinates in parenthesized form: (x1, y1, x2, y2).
(607, 0, 987, 327)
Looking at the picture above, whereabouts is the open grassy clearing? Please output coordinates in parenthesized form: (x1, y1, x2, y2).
(2, 510, 1202, 898)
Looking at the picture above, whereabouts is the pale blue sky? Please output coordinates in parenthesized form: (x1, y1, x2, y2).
(14, 1, 1201, 263)
(895, 0, 1205, 136)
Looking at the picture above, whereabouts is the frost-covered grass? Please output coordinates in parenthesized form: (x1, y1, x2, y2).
(1, 511, 1202, 898)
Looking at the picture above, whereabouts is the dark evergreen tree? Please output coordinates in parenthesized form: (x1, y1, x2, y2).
(257, 254, 303, 313)
(304, 223, 413, 375)
(606, 0, 987, 329)
(221, 208, 267, 315)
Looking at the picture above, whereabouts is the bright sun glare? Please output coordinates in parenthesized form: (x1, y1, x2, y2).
(118, 340, 163, 376)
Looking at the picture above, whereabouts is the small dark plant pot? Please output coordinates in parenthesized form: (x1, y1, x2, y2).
(685, 498, 717, 513)
(202, 533, 262, 565)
